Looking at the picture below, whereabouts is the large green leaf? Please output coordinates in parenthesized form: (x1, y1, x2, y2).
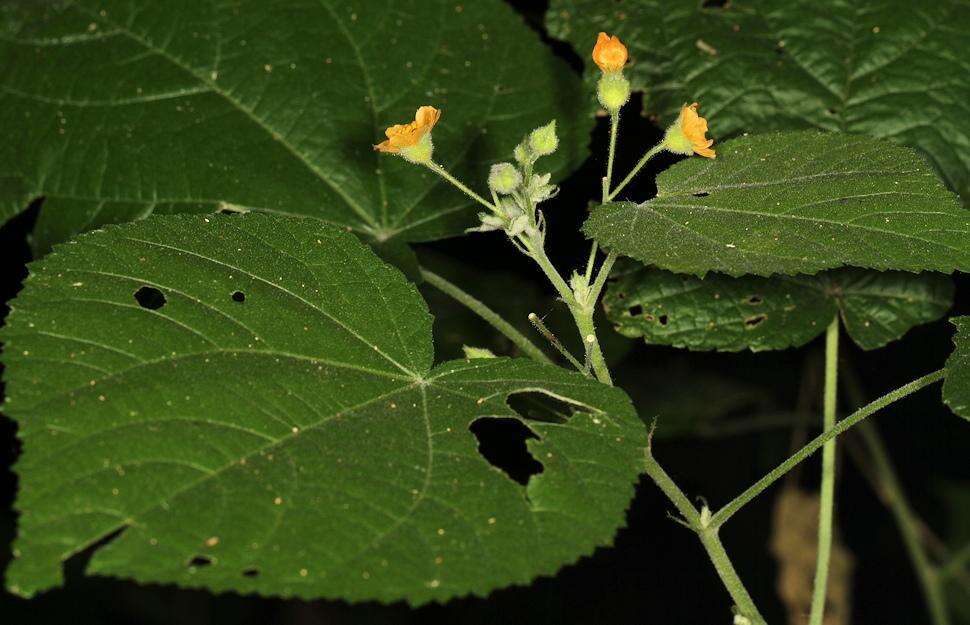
(0, 0, 592, 250)
(0, 213, 646, 602)
(604, 263, 953, 351)
(584, 132, 970, 276)
(546, 0, 970, 201)
(943, 317, 970, 421)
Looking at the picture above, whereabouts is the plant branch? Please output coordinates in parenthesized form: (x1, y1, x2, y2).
(419, 268, 551, 364)
(426, 161, 495, 211)
(643, 436, 765, 624)
(808, 317, 840, 625)
(857, 421, 951, 625)
(710, 368, 945, 528)
(607, 142, 664, 201)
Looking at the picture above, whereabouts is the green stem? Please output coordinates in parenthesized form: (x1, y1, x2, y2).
(941, 543, 970, 579)
(584, 112, 620, 282)
(426, 161, 495, 211)
(858, 421, 950, 625)
(588, 251, 617, 304)
(643, 446, 765, 624)
(527, 243, 612, 385)
(528, 313, 586, 373)
(604, 111, 619, 201)
(419, 268, 551, 364)
(584, 242, 599, 282)
(607, 142, 665, 201)
(808, 317, 840, 625)
(576, 311, 612, 386)
(710, 368, 945, 528)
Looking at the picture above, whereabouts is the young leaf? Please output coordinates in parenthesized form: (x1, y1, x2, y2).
(604, 264, 954, 351)
(943, 317, 970, 421)
(0, 214, 646, 603)
(0, 0, 592, 251)
(547, 0, 970, 200)
(584, 132, 970, 276)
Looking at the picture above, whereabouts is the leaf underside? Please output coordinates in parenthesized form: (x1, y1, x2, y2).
(604, 263, 954, 352)
(0, 213, 646, 603)
(943, 317, 970, 421)
(583, 132, 969, 277)
(0, 0, 592, 251)
(547, 0, 970, 201)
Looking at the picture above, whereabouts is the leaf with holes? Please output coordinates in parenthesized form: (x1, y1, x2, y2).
(0, 213, 647, 602)
(584, 132, 970, 276)
(546, 0, 970, 200)
(943, 317, 970, 421)
(0, 0, 592, 252)
(604, 262, 953, 352)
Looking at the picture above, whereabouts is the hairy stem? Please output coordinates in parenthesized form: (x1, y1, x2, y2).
(857, 421, 950, 625)
(607, 142, 664, 201)
(643, 445, 765, 624)
(527, 243, 612, 385)
(808, 317, 840, 625)
(710, 369, 945, 528)
(426, 161, 495, 211)
(419, 268, 551, 364)
(604, 111, 619, 201)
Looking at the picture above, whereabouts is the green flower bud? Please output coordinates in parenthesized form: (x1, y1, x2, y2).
(513, 142, 532, 166)
(528, 120, 559, 156)
(569, 271, 591, 308)
(470, 212, 506, 233)
(487, 162, 523, 194)
(462, 345, 497, 359)
(597, 73, 630, 112)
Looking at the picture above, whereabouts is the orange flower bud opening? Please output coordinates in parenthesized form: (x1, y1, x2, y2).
(374, 106, 441, 154)
(592, 32, 628, 73)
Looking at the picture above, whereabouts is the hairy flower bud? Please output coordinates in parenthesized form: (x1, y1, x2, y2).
(528, 120, 558, 157)
(597, 73, 630, 113)
(488, 162, 522, 194)
(462, 345, 497, 359)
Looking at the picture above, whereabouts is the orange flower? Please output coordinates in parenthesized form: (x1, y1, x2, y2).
(374, 106, 441, 154)
(592, 32, 628, 73)
(666, 103, 715, 158)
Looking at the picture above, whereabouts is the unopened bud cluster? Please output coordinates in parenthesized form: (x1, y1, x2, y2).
(471, 120, 560, 247)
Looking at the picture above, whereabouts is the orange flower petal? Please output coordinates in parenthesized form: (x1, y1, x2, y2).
(375, 106, 441, 153)
(592, 32, 628, 73)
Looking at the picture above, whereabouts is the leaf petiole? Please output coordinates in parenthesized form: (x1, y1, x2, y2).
(710, 368, 945, 528)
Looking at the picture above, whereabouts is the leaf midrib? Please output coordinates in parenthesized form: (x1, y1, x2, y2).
(71, 4, 380, 232)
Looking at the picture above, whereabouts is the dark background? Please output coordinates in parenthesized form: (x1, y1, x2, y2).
(2, 1, 968, 623)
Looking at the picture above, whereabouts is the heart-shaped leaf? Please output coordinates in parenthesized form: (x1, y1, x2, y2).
(584, 132, 970, 276)
(943, 317, 970, 421)
(0, 0, 592, 251)
(547, 0, 970, 201)
(604, 263, 953, 351)
(0, 213, 646, 603)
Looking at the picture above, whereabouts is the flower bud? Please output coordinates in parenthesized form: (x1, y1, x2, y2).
(597, 73, 630, 112)
(462, 345, 497, 359)
(592, 32, 628, 74)
(470, 212, 506, 233)
(526, 172, 557, 204)
(488, 162, 522, 194)
(513, 142, 532, 166)
(498, 197, 524, 220)
(569, 271, 591, 308)
(507, 214, 531, 237)
(528, 120, 558, 157)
